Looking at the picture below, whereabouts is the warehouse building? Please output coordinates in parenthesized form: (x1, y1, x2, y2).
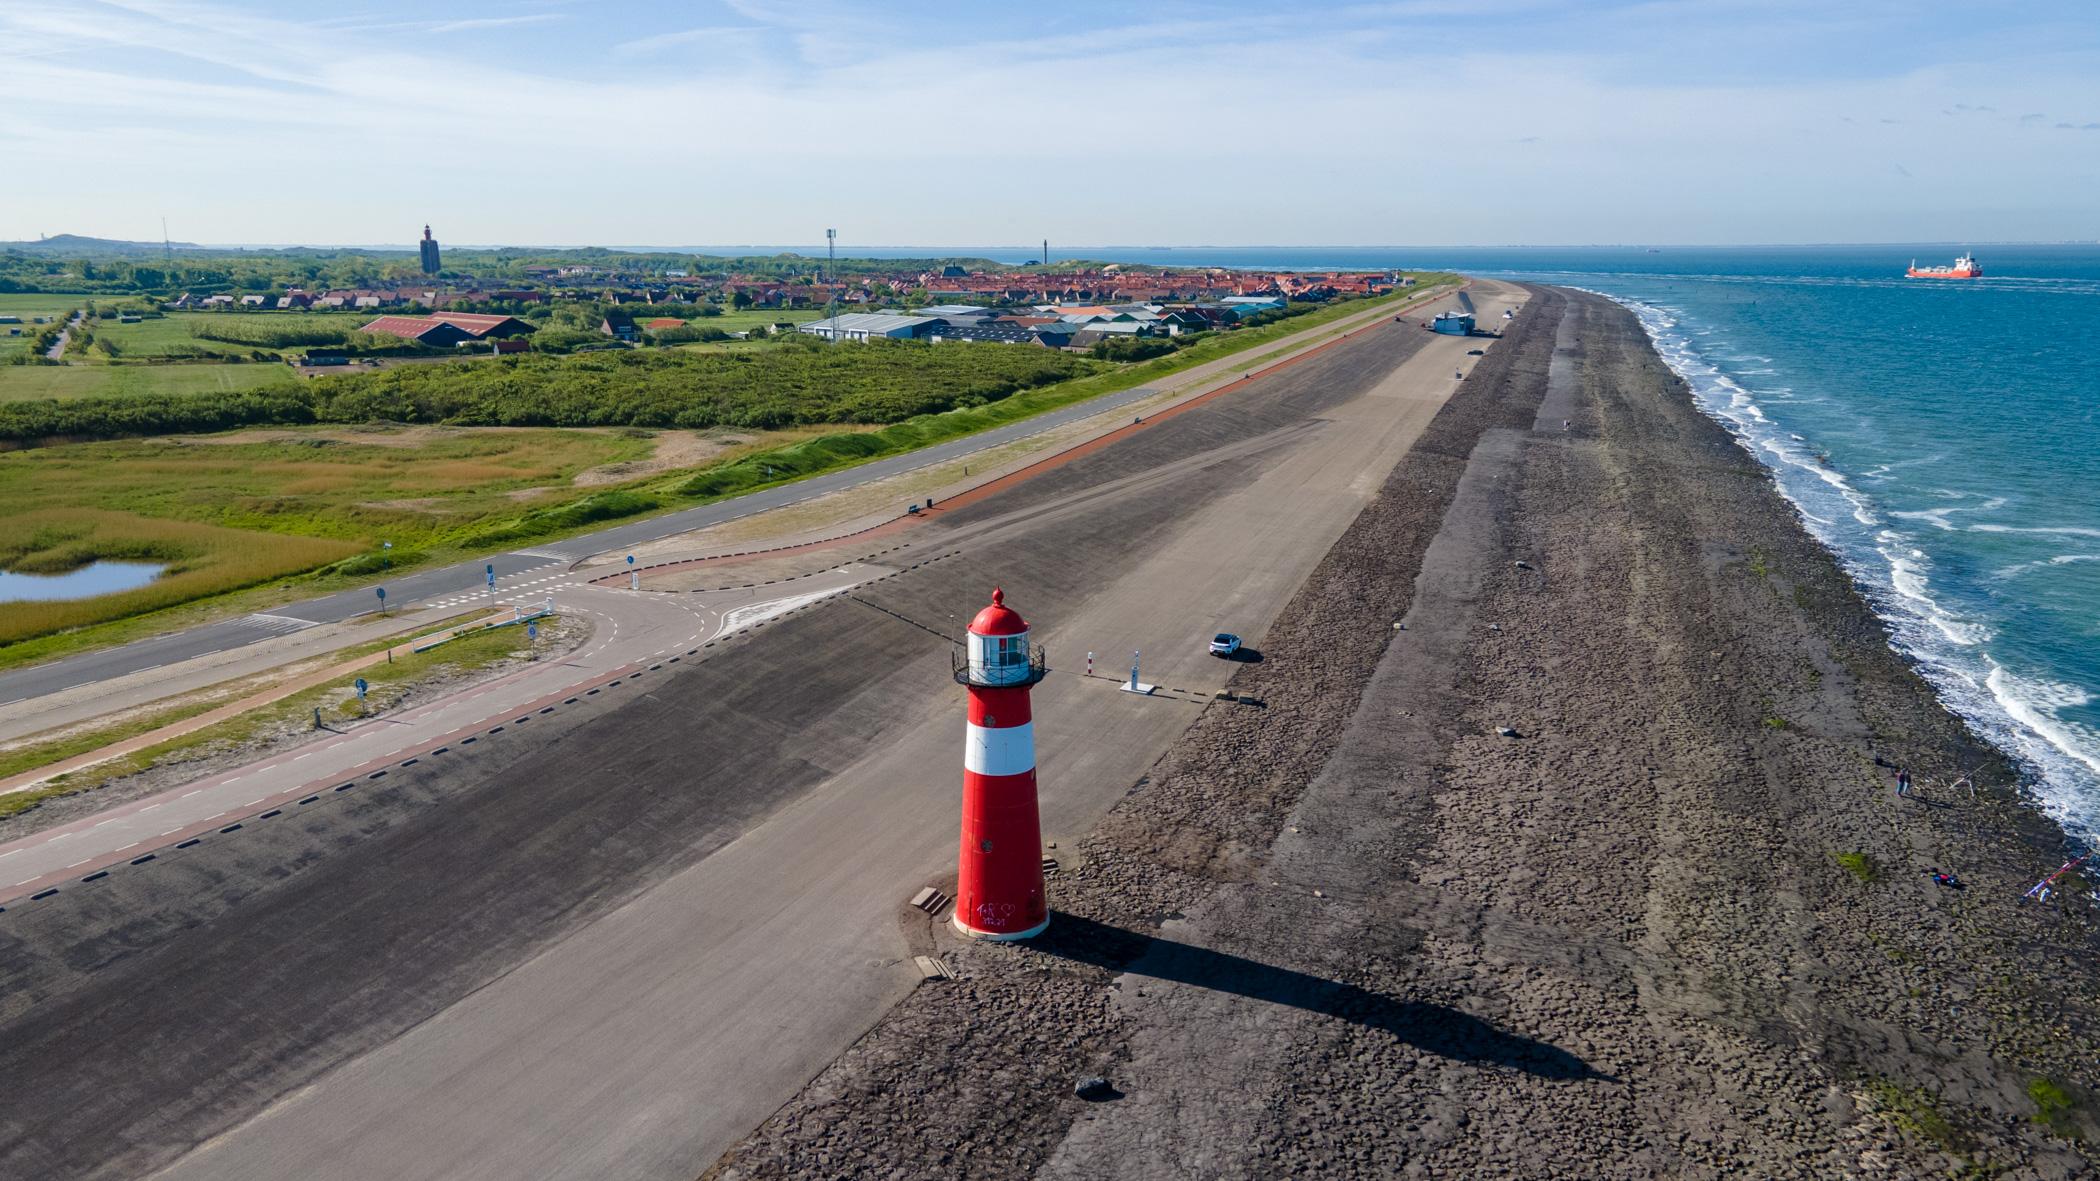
(798, 313, 940, 342)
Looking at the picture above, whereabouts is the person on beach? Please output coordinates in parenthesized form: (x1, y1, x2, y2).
(1896, 767, 1913, 798)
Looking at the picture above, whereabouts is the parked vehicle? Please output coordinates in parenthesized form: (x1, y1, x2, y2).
(1209, 632, 1242, 657)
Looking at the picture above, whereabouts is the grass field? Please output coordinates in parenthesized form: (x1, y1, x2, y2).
(0, 426, 649, 649)
(0, 361, 293, 403)
(89, 310, 370, 360)
(655, 307, 824, 335)
(0, 508, 360, 645)
(0, 293, 81, 362)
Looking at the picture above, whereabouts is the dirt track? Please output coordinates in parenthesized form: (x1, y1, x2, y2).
(708, 289, 2100, 1179)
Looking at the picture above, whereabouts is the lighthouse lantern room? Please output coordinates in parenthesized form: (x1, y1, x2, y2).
(952, 587, 1050, 940)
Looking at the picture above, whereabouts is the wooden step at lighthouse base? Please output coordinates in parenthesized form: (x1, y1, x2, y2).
(913, 955, 956, 982)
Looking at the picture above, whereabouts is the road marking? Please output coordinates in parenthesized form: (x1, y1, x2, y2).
(140, 803, 162, 813)
(66, 859, 91, 868)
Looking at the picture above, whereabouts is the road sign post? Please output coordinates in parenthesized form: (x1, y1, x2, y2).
(487, 563, 496, 598)
(354, 677, 368, 706)
(382, 540, 392, 571)
(627, 554, 637, 591)
(375, 586, 387, 617)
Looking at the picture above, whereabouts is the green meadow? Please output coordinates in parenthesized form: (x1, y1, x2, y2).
(0, 293, 81, 363)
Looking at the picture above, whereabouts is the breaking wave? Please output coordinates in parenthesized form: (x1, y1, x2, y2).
(1603, 291, 2100, 845)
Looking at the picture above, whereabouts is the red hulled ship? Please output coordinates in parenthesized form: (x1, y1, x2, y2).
(1907, 253, 1982, 279)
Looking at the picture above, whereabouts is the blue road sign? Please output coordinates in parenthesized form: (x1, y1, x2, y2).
(527, 622, 538, 641)
(375, 586, 386, 601)
(354, 677, 368, 699)
(626, 554, 635, 565)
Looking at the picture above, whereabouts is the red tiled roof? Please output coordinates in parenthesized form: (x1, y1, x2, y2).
(645, 317, 684, 329)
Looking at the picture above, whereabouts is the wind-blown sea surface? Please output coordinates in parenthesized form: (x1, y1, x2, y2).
(727, 241, 2100, 844)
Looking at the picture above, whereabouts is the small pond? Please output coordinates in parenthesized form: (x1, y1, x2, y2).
(0, 561, 167, 603)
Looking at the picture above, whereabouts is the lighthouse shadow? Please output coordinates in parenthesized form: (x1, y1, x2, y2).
(1035, 914, 1609, 1082)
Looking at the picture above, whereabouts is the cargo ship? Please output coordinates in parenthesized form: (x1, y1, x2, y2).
(1906, 252, 1982, 279)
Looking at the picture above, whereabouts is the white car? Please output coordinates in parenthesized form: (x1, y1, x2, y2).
(1209, 632, 1242, 657)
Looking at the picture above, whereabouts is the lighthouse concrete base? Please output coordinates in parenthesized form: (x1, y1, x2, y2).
(1118, 681, 1157, 696)
(952, 914, 1051, 942)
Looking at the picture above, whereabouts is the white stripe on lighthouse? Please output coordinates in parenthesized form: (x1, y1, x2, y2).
(964, 721, 1035, 777)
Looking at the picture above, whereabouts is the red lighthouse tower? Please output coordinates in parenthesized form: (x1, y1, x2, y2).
(953, 587, 1049, 940)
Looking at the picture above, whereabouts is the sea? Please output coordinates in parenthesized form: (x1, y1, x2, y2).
(749, 242, 2100, 847)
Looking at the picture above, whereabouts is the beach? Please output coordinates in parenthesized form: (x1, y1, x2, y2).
(707, 287, 2099, 1178)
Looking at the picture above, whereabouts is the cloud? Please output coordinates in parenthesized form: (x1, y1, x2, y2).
(614, 25, 764, 57)
(6, 0, 2100, 246)
(428, 14, 563, 35)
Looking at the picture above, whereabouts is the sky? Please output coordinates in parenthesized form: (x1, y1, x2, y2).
(1, 0, 2096, 248)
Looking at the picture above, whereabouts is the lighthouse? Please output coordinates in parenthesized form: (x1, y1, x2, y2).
(953, 587, 1049, 940)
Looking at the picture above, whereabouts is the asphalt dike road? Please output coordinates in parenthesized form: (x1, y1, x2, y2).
(0, 294, 1489, 1181)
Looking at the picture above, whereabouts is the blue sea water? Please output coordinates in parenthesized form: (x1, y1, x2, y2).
(734, 241, 2100, 843)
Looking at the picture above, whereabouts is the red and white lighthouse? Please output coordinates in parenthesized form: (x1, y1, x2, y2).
(953, 587, 1049, 940)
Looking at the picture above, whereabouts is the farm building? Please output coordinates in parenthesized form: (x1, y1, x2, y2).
(358, 313, 532, 345)
(358, 316, 477, 347)
(429, 313, 533, 339)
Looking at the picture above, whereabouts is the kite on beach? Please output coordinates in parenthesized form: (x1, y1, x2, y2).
(2023, 851, 2093, 904)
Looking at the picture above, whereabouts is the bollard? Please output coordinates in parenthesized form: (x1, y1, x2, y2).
(1086, 651, 1094, 677)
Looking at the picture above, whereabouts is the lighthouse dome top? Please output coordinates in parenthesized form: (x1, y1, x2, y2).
(969, 587, 1028, 637)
